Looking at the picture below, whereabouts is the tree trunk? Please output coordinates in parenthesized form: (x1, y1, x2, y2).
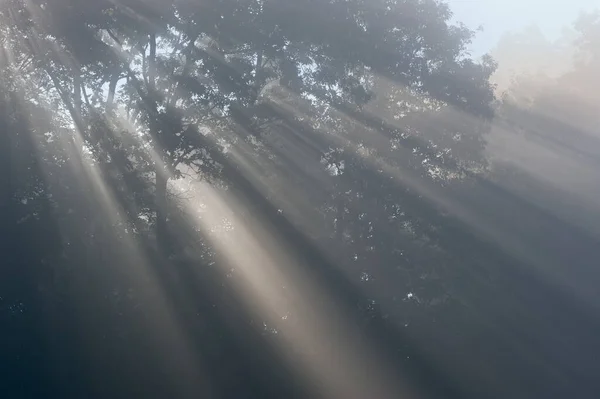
(107, 73, 119, 108)
(155, 169, 170, 255)
(147, 33, 171, 254)
(73, 71, 82, 117)
(253, 47, 264, 103)
(148, 33, 157, 91)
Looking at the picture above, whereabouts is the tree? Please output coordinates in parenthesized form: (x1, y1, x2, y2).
(6, 1, 569, 398)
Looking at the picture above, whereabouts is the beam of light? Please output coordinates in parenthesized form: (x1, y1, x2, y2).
(152, 25, 600, 321)
(487, 120, 600, 198)
(96, 38, 417, 393)
(502, 75, 600, 138)
(219, 126, 335, 235)
(1, 18, 212, 398)
(259, 81, 600, 311)
(102, 22, 338, 251)
(229, 82, 600, 389)
(42, 106, 213, 399)
(173, 177, 416, 399)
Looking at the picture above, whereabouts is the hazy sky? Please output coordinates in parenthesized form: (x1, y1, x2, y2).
(446, 0, 599, 56)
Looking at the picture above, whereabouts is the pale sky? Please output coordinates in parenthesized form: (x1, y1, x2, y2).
(446, 0, 600, 56)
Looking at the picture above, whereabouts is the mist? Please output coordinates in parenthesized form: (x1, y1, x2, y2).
(1, 1, 599, 398)
(485, 11, 600, 237)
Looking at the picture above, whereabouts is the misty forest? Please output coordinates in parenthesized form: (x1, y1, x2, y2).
(1, 1, 600, 398)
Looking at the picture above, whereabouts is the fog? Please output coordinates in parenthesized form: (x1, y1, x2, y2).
(1, 1, 599, 398)
(484, 11, 600, 237)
